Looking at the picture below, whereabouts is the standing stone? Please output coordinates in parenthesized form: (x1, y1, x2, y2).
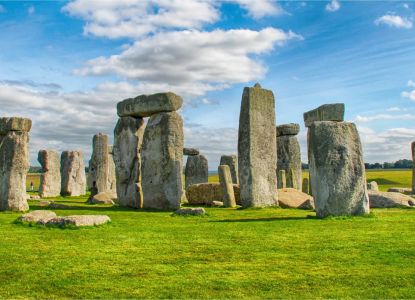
(113, 117, 145, 208)
(0, 117, 31, 211)
(142, 112, 184, 210)
(277, 170, 286, 189)
(412, 142, 415, 194)
(308, 121, 369, 217)
(219, 155, 238, 184)
(185, 154, 208, 188)
(238, 83, 278, 207)
(38, 150, 61, 198)
(218, 165, 236, 207)
(302, 178, 309, 194)
(87, 133, 109, 193)
(61, 151, 86, 197)
(107, 145, 116, 194)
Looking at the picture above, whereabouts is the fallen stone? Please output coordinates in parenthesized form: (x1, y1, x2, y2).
(238, 84, 278, 207)
(0, 117, 32, 134)
(183, 148, 200, 156)
(61, 151, 86, 196)
(46, 215, 111, 227)
(186, 183, 240, 205)
(220, 155, 238, 184)
(30, 195, 41, 200)
(48, 202, 70, 209)
(117, 92, 183, 117)
(174, 207, 206, 216)
(276, 123, 300, 137)
(38, 150, 61, 198)
(19, 210, 57, 223)
(387, 187, 411, 193)
(86, 191, 116, 205)
(277, 188, 315, 210)
(368, 191, 415, 208)
(210, 201, 224, 207)
(304, 103, 345, 127)
(185, 154, 208, 188)
(218, 165, 236, 208)
(367, 181, 379, 192)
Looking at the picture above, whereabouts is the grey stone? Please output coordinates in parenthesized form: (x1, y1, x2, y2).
(218, 165, 236, 208)
(238, 84, 278, 208)
(304, 103, 345, 127)
(0, 118, 31, 212)
(30, 195, 40, 200)
(142, 111, 184, 210)
(278, 188, 315, 210)
(60, 151, 86, 196)
(117, 92, 183, 117)
(220, 155, 238, 184)
(174, 207, 206, 216)
(302, 178, 309, 194)
(46, 215, 111, 227)
(210, 201, 224, 207)
(20, 210, 57, 223)
(186, 183, 241, 206)
(277, 135, 302, 190)
(368, 191, 415, 208)
(276, 123, 300, 137)
(367, 181, 379, 192)
(113, 116, 145, 208)
(185, 154, 208, 188)
(107, 145, 117, 194)
(87, 133, 110, 193)
(412, 141, 415, 194)
(277, 170, 286, 189)
(86, 191, 116, 205)
(183, 148, 200, 156)
(38, 150, 61, 198)
(48, 202, 70, 209)
(308, 121, 369, 217)
(387, 187, 411, 193)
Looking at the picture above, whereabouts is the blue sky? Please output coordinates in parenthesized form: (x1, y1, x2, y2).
(0, 0, 414, 169)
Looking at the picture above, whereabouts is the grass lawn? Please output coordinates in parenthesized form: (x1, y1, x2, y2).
(0, 195, 414, 299)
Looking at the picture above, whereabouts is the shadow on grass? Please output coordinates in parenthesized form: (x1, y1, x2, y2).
(212, 215, 317, 223)
(29, 204, 176, 214)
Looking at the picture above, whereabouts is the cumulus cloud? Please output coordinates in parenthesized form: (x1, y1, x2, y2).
(387, 106, 407, 112)
(355, 113, 415, 122)
(408, 79, 415, 87)
(232, 0, 283, 18)
(325, 0, 340, 12)
(375, 14, 413, 29)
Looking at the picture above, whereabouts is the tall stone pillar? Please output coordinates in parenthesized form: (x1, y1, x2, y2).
(61, 151, 86, 196)
(38, 150, 61, 198)
(107, 145, 117, 194)
(220, 155, 238, 184)
(237, 83, 278, 208)
(185, 154, 208, 188)
(87, 133, 109, 193)
(0, 117, 31, 211)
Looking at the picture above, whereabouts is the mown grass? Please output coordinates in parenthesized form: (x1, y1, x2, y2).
(0, 194, 414, 299)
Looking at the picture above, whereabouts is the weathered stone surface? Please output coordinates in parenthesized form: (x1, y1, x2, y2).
(87, 133, 110, 194)
(186, 183, 240, 205)
(113, 117, 145, 208)
(238, 84, 278, 207)
(174, 207, 205, 216)
(387, 187, 411, 193)
(61, 151, 86, 196)
(86, 191, 116, 205)
(308, 121, 369, 217)
(142, 112, 184, 210)
(367, 181, 379, 192)
(211, 201, 224, 207)
(48, 202, 70, 209)
(46, 215, 111, 227)
(183, 148, 200, 156)
(20, 210, 57, 223)
(304, 103, 345, 127)
(220, 155, 238, 184)
(302, 178, 309, 194)
(277, 170, 286, 189)
(276, 123, 300, 137)
(0, 120, 31, 212)
(117, 92, 183, 117)
(30, 195, 41, 200)
(0, 117, 32, 134)
(412, 142, 415, 194)
(107, 145, 117, 193)
(277, 135, 302, 190)
(278, 188, 315, 210)
(185, 154, 208, 188)
(368, 191, 414, 208)
(38, 150, 61, 198)
(218, 165, 236, 208)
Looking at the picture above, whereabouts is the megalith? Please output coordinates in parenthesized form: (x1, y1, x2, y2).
(277, 123, 302, 190)
(0, 117, 31, 211)
(412, 142, 415, 194)
(185, 154, 208, 188)
(238, 83, 278, 207)
(218, 165, 236, 208)
(87, 133, 109, 193)
(277, 170, 286, 189)
(183, 148, 200, 156)
(219, 155, 238, 184)
(307, 121, 369, 217)
(61, 151, 86, 196)
(113, 116, 145, 208)
(38, 150, 61, 198)
(107, 145, 116, 194)
(302, 178, 309, 194)
(141, 111, 184, 210)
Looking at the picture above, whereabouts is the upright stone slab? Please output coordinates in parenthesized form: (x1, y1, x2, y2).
(117, 93, 183, 117)
(0, 117, 31, 211)
(238, 83, 278, 207)
(277, 170, 286, 189)
(38, 150, 61, 198)
(218, 165, 236, 207)
(412, 142, 415, 194)
(61, 151, 86, 197)
(308, 121, 369, 217)
(107, 145, 116, 194)
(302, 178, 309, 194)
(142, 111, 184, 210)
(185, 154, 208, 188)
(220, 155, 238, 184)
(113, 117, 145, 208)
(87, 133, 109, 193)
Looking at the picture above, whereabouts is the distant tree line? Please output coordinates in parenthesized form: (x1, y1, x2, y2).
(302, 159, 413, 170)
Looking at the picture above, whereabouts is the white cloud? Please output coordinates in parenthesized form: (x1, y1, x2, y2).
(403, 3, 410, 9)
(387, 106, 407, 112)
(374, 14, 413, 29)
(75, 28, 302, 99)
(232, 0, 283, 18)
(325, 0, 340, 12)
(408, 79, 415, 87)
(401, 90, 415, 101)
(27, 5, 35, 15)
(355, 113, 415, 122)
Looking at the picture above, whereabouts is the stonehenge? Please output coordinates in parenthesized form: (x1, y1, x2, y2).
(61, 151, 86, 196)
(184, 148, 200, 156)
(412, 142, 415, 194)
(38, 150, 61, 198)
(219, 155, 238, 184)
(302, 178, 309, 194)
(107, 145, 117, 194)
(238, 83, 278, 208)
(218, 165, 236, 208)
(277, 170, 286, 189)
(185, 154, 208, 188)
(305, 106, 369, 217)
(0, 117, 31, 212)
(277, 123, 302, 190)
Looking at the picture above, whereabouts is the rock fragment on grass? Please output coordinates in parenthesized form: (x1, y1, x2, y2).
(20, 210, 57, 223)
(46, 215, 111, 227)
(174, 207, 206, 216)
(368, 191, 415, 208)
